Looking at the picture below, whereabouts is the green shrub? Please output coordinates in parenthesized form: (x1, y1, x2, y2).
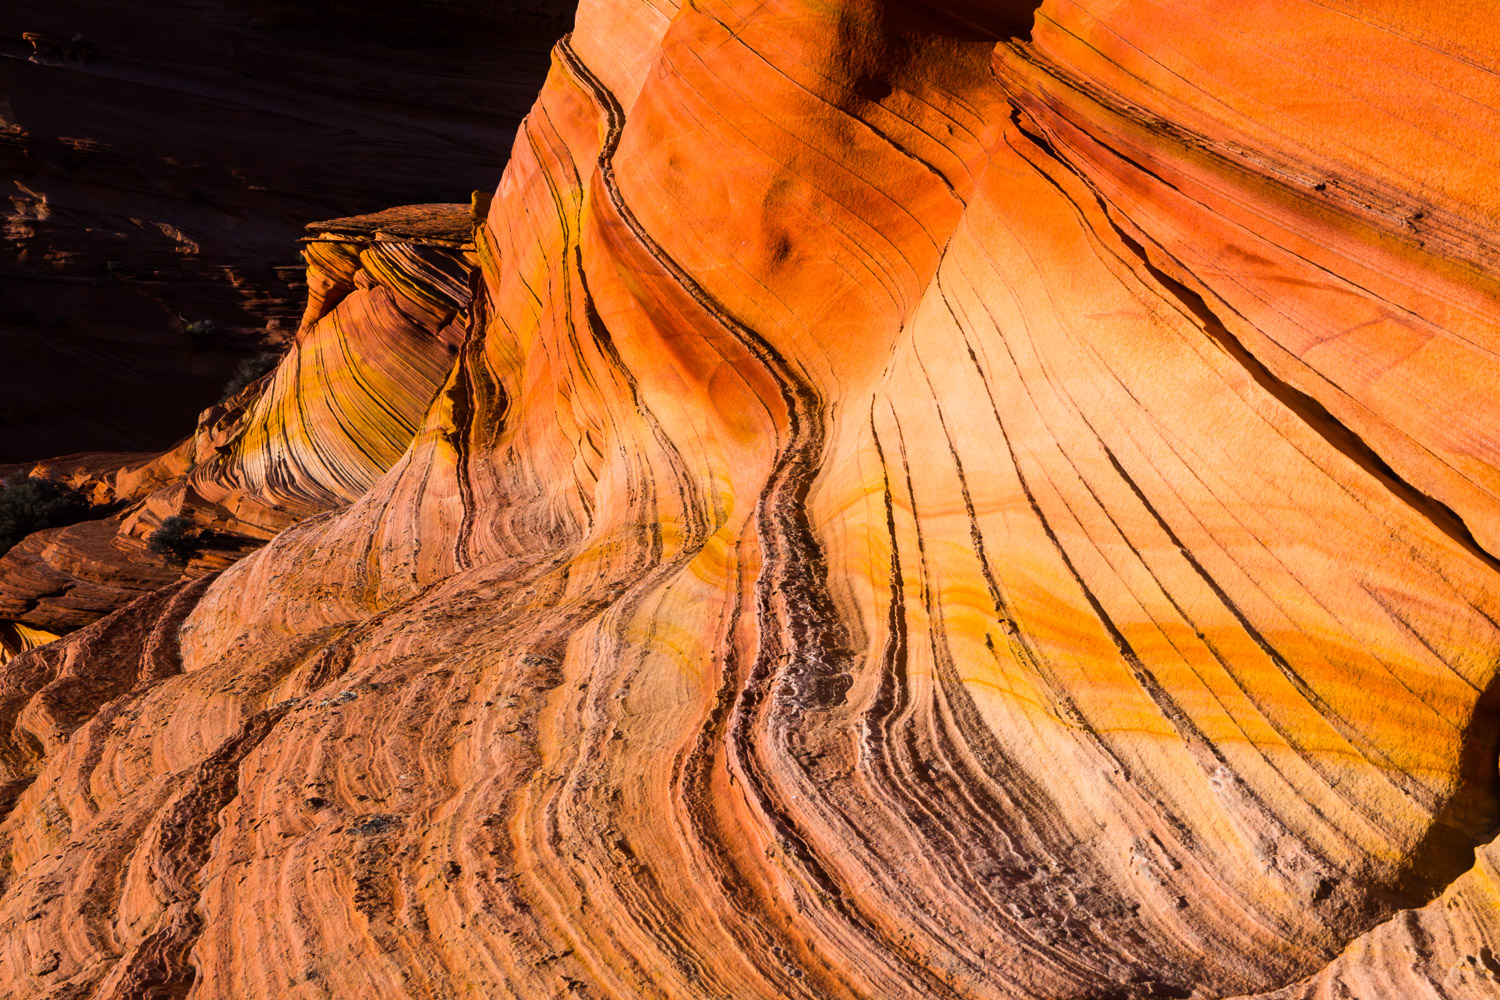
(183, 318, 218, 340)
(0, 478, 92, 558)
(219, 350, 285, 402)
(148, 516, 203, 565)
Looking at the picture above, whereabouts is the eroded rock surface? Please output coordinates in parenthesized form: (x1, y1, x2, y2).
(1, 0, 1499, 997)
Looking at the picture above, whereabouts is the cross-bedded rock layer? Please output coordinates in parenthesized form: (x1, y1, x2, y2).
(2, 0, 1499, 997)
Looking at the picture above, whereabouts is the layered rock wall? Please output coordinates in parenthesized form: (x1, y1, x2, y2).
(0, 0, 1498, 997)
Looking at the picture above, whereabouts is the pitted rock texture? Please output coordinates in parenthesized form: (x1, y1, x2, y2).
(1, 0, 1499, 998)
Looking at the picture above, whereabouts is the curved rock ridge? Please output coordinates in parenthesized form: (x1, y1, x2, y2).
(2, 0, 1500, 998)
(0, 208, 476, 635)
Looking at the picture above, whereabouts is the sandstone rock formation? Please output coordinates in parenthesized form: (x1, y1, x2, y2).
(0, 205, 476, 634)
(0, 623, 54, 667)
(1, 0, 1499, 997)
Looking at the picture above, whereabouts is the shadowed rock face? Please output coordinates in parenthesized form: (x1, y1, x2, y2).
(0, 205, 477, 634)
(1, 0, 1500, 997)
(0, 0, 572, 461)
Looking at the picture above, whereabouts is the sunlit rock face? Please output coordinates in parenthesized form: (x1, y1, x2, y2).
(1, 0, 1499, 997)
(0, 623, 54, 667)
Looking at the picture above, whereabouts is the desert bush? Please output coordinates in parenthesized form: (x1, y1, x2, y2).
(182, 317, 218, 340)
(147, 516, 203, 565)
(0, 478, 92, 558)
(219, 350, 285, 402)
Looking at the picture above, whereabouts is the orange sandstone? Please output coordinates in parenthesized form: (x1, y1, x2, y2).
(0, 1, 1498, 998)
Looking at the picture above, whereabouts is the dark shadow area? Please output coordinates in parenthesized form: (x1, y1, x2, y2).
(881, 0, 1046, 42)
(1394, 661, 1500, 909)
(0, 0, 574, 461)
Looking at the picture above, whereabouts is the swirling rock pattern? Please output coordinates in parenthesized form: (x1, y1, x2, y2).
(1, 0, 1499, 997)
(0, 624, 54, 667)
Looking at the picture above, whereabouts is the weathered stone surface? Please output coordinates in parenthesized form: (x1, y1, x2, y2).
(0, 1, 1498, 997)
